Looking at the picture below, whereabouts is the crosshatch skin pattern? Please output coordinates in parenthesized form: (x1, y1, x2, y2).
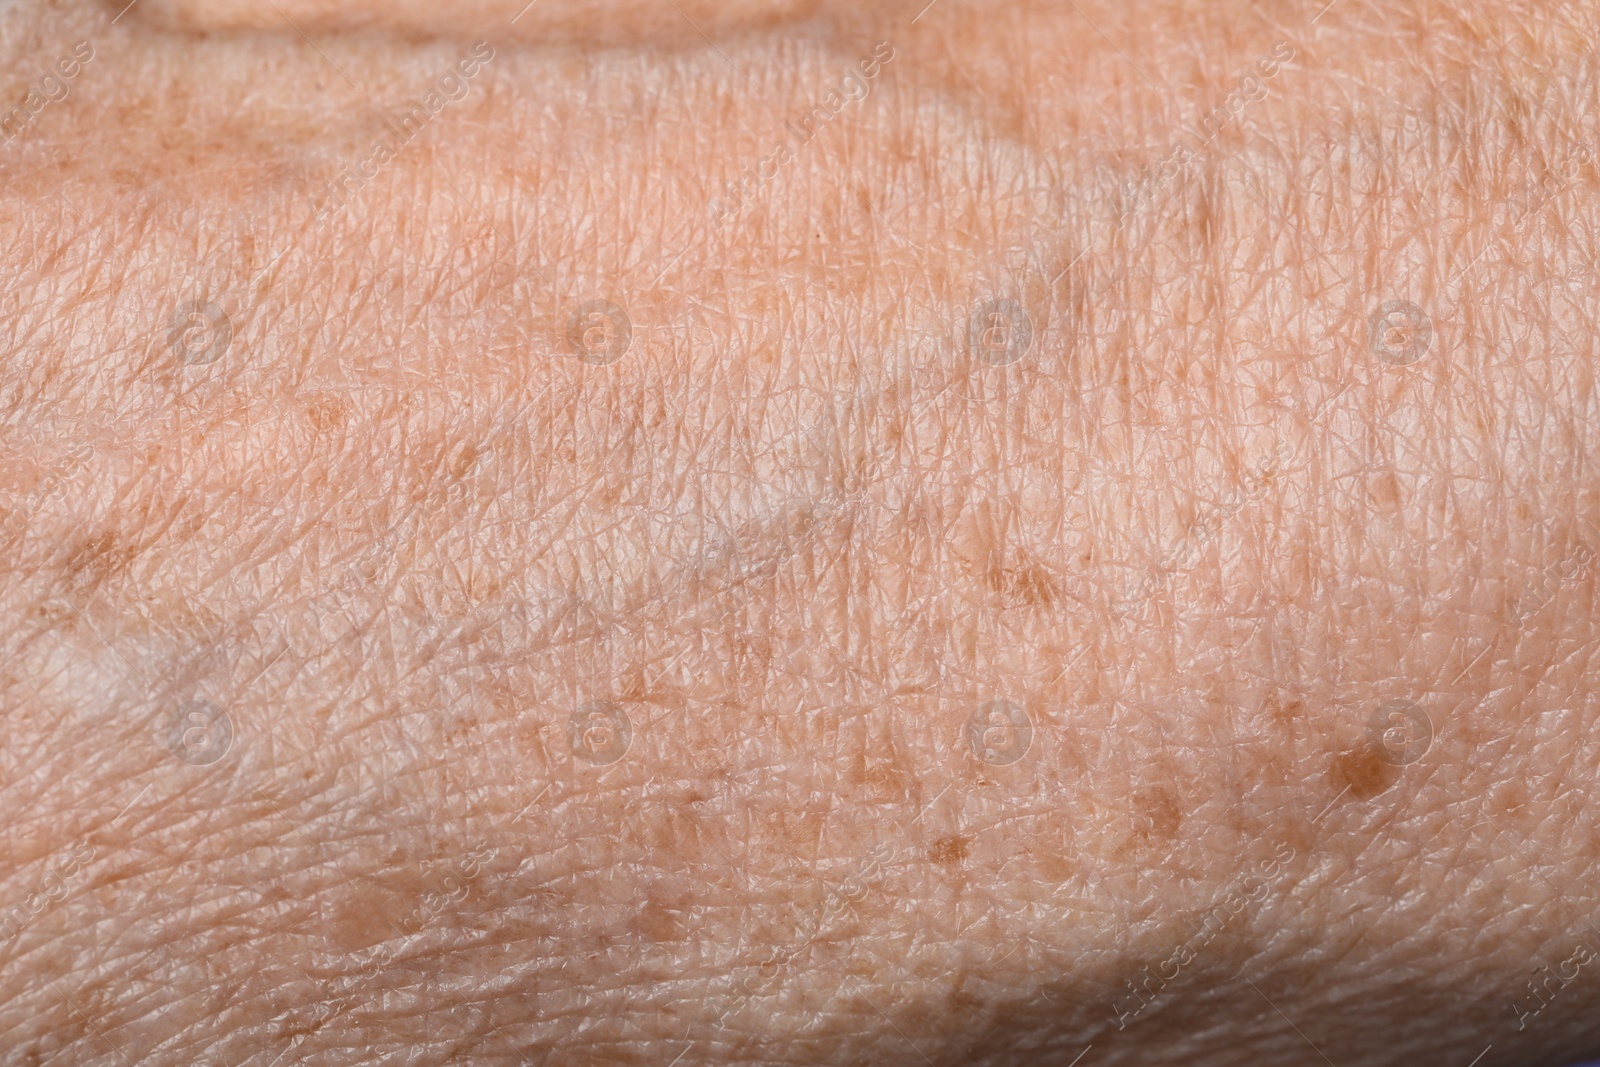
(2, 0, 1600, 1065)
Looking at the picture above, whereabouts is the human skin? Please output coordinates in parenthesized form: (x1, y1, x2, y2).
(1, 0, 1599, 1063)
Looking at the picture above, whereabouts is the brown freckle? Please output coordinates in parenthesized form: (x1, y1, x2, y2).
(1370, 470, 1403, 511)
(946, 987, 984, 1018)
(62, 530, 138, 591)
(1036, 851, 1073, 881)
(930, 835, 969, 865)
(1132, 787, 1183, 845)
(305, 393, 348, 432)
(617, 667, 647, 701)
(1277, 818, 1316, 861)
(1011, 563, 1057, 607)
(1331, 745, 1400, 800)
(635, 897, 686, 943)
(850, 752, 910, 802)
(1265, 696, 1306, 730)
(640, 805, 714, 861)
(986, 560, 1058, 608)
(444, 714, 479, 745)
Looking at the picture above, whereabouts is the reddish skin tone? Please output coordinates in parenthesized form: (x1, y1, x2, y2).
(1, 0, 1599, 1064)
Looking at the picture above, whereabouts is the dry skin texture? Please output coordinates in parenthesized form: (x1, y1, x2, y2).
(1, 0, 1599, 1064)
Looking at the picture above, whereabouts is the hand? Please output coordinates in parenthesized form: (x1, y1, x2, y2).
(2, 0, 1599, 1065)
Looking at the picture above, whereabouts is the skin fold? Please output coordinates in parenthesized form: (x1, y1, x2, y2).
(0, 0, 1598, 1064)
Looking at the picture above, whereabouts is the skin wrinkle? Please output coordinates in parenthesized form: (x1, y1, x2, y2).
(124, 0, 846, 47)
(0, 0, 1596, 1065)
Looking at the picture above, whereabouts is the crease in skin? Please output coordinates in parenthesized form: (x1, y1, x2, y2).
(119, 0, 876, 46)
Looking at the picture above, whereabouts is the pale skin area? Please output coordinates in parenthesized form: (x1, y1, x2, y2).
(1, 0, 1599, 1063)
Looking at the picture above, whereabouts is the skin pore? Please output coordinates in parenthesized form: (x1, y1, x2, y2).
(1, 0, 1599, 1064)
